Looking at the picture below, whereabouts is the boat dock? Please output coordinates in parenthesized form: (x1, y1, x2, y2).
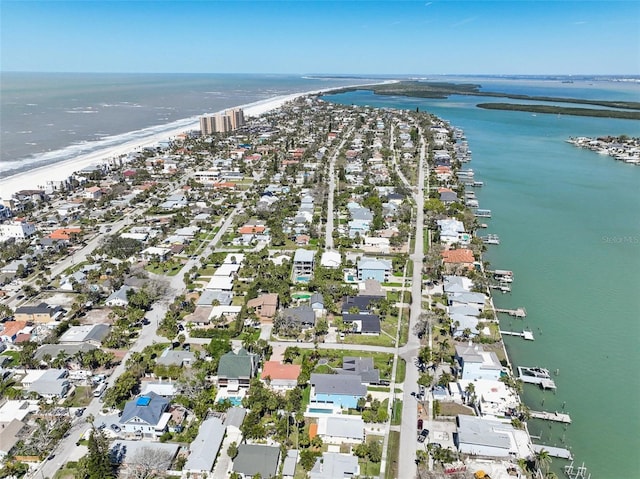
(530, 410, 572, 424)
(500, 329, 534, 340)
(564, 462, 591, 479)
(490, 284, 511, 293)
(532, 444, 573, 460)
(518, 366, 557, 389)
(495, 307, 527, 317)
(474, 209, 492, 217)
(481, 234, 500, 245)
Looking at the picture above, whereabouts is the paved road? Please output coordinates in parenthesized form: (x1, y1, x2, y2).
(324, 126, 354, 250)
(397, 124, 428, 479)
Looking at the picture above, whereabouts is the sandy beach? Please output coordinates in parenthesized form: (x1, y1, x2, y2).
(0, 84, 375, 200)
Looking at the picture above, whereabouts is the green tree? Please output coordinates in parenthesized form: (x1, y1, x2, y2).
(227, 441, 238, 459)
(76, 430, 115, 479)
(368, 440, 382, 463)
(535, 448, 552, 473)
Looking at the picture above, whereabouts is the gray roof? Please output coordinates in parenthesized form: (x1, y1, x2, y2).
(342, 314, 381, 334)
(15, 302, 55, 315)
(233, 444, 281, 479)
(197, 290, 232, 306)
(120, 392, 169, 427)
(457, 415, 513, 449)
(311, 373, 367, 397)
(310, 293, 324, 307)
(309, 452, 359, 479)
(351, 208, 373, 221)
(156, 348, 196, 367)
(106, 285, 133, 304)
(449, 292, 486, 305)
(293, 248, 315, 263)
(324, 415, 365, 440)
(340, 357, 380, 384)
(59, 324, 110, 344)
(29, 369, 69, 396)
(34, 342, 97, 361)
(223, 407, 247, 429)
(282, 449, 299, 477)
(183, 417, 226, 473)
(282, 306, 315, 326)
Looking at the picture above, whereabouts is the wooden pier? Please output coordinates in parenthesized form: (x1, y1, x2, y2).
(500, 329, 534, 340)
(481, 234, 500, 245)
(474, 209, 492, 218)
(495, 307, 527, 317)
(530, 410, 572, 424)
(518, 366, 557, 389)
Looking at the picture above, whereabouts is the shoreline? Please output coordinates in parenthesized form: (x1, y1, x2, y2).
(0, 81, 390, 200)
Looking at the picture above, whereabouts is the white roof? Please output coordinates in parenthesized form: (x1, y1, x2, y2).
(320, 251, 341, 267)
(209, 305, 242, 320)
(214, 263, 241, 277)
(0, 400, 39, 424)
(317, 415, 364, 440)
(205, 275, 234, 291)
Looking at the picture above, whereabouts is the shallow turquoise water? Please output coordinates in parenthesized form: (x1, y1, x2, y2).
(326, 84, 640, 478)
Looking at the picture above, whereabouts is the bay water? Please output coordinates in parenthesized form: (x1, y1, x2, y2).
(326, 81, 640, 478)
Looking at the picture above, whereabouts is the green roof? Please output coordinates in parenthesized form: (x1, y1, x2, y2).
(217, 349, 255, 379)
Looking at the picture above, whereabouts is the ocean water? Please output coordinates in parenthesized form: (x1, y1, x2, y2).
(0, 73, 370, 177)
(325, 81, 640, 478)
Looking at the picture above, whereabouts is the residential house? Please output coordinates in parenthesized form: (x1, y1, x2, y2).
(341, 314, 381, 336)
(341, 296, 377, 315)
(309, 452, 359, 479)
(217, 349, 258, 389)
(246, 293, 279, 323)
(119, 392, 171, 438)
(110, 440, 180, 477)
(357, 279, 386, 298)
(454, 344, 503, 381)
(260, 361, 301, 391)
(310, 293, 324, 315)
(292, 248, 315, 281)
(320, 250, 341, 268)
(441, 249, 475, 272)
(0, 420, 27, 458)
(28, 369, 70, 398)
(58, 324, 110, 346)
(439, 188, 459, 205)
(0, 220, 37, 242)
(280, 306, 316, 329)
(310, 373, 367, 409)
(357, 257, 392, 283)
(437, 219, 471, 246)
(105, 285, 133, 307)
(455, 415, 527, 458)
(183, 416, 226, 478)
(316, 415, 365, 444)
(0, 321, 27, 343)
(156, 348, 195, 368)
(339, 357, 380, 385)
(232, 444, 281, 479)
(14, 302, 63, 323)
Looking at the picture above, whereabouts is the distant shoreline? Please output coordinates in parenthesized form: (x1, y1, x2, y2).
(328, 81, 640, 119)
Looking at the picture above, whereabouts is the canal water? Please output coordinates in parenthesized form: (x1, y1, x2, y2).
(324, 79, 640, 478)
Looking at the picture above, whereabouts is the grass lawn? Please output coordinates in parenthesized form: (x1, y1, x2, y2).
(63, 386, 93, 407)
(0, 351, 19, 367)
(385, 431, 400, 479)
(395, 358, 406, 383)
(53, 467, 76, 479)
(293, 349, 395, 380)
(391, 399, 403, 425)
(344, 332, 395, 348)
(439, 401, 475, 417)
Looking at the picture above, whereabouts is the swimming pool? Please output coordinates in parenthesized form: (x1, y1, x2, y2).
(219, 396, 243, 406)
(308, 407, 333, 414)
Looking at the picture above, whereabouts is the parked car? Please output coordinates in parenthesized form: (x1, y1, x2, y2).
(417, 419, 423, 430)
(110, 424, 121, 433)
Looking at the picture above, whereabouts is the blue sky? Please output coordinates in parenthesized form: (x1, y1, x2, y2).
(1, 1, 638, 74)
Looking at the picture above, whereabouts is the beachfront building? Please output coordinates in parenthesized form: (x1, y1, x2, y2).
(455, 415, 530, 458)
(0, 220, 37, 242)
(200, 108, 245, 135)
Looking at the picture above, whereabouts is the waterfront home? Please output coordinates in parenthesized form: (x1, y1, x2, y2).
(232, 444, 281, 479)
(217, 349, 258, 389)
(441, 248, 475, 272)
(309, 452, 360, 479)
(356, 256, 392, 283)
(260, 361, 301, 391)
(450, 314, 480, 338)
(119, 392, 171, 438)
(443, 275, 474, 294)
(316, 414, 365, 445)
(454, 344, 503, 381)
(309, 373, 367, 409)
(448, 292, 487, 307)
(459, 378, 519, 418)
(439, 188, 459, 205)
(436, 219, 471, 246)
(182, 416, 226, 478)
(455, 415, 530, 458)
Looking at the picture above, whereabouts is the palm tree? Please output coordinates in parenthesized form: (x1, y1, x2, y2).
(535, 448, 552, 473)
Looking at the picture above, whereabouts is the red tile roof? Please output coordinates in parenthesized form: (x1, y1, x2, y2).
(261, 361, 301, 381)
(441, 249, 475, 264)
